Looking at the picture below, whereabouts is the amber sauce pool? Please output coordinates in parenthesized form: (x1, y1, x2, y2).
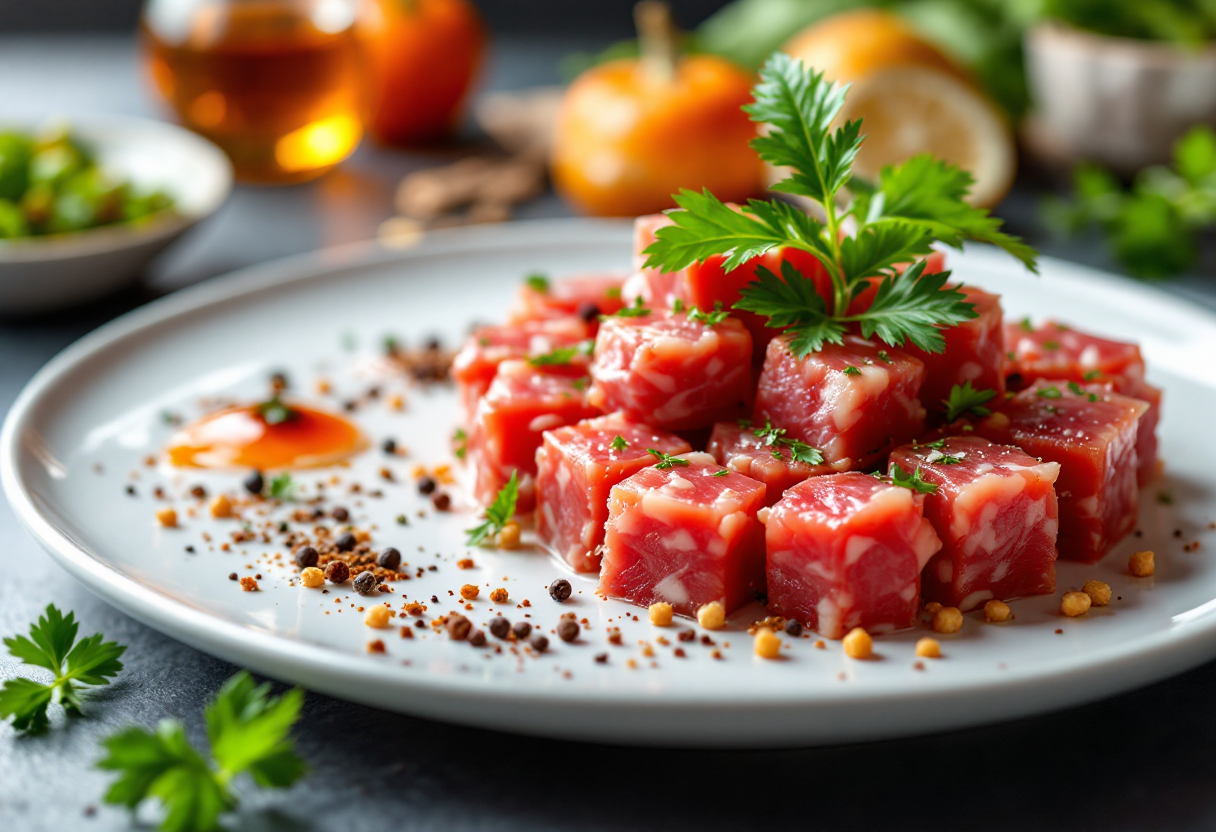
(167, 404, 366, 470)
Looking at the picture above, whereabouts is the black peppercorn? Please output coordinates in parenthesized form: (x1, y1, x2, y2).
(424, 336, 442, 351)
(243, 470, 264, 495)
(228, 572, 238, 581)
(376, 547, 401, 570)
(447, 615, 472, 641)
(382, 438, 397, 454)
(577, 301, 601, 323)
(335, 531, 357, 552)
(784, 619, 803, 637)
(468, 630, 486, 647)
(294, 546, 319, 568)
(594, 653, 609, 664)
(417, 476, 437, 495)
(332, 506, 350, 522)
(270, 371, 289, 391)
(530, 634, 549, 652)
(189, 485, 207, 499)
(548, 578, 572, 602)
(431, 492, 451, 512)
(324, 561, 350, 583)
(353, 570, 378, 596)
(489, 616, 511, 639)
(557, 619, 580, 643)
(512, 621, 532, 640)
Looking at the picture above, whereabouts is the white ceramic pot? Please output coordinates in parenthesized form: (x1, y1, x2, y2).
(1025, 22, 1216, 175)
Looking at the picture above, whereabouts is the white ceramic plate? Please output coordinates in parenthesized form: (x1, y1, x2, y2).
(0, 114, 232, 315)
(4, 220, 1216, 747)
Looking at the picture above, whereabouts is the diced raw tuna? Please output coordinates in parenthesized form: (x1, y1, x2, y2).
(889, 436, 1059, 611)
(589, 309, 753, 431)
(707, 420, 835, 506)
(451, 318, 590, 424)
(1004, 319, 1161, 485)
(469, 360, 599, 513)
(905, 285, 1006, 423)
(536, 414, 691, 573)
(753, 334, 926, 471)
(968, 379, 1147, 563)
(598, 452, 767, 616)
(508, 273, 626, 328)
(765, 473, 942, 638)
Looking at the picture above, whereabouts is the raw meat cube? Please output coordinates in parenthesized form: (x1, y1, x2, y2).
(1004, 319, 1161, 484)
(624, 213, 685, 310)
(508, 273, 626, 328)
(766, 473, 942, 638)
(754, 334, 926, 471)
(469, 360, 599, 513)
(707, 420, 836, 506)
(905, 285, 1006, 423)
(889, 436, 1060, 611)
(968, 379, 1147, 563)
(451, 318, 590, 424)
(598, 452, 767, 616)
(536, 414, 691, 573)
(589, 309, 753, 431)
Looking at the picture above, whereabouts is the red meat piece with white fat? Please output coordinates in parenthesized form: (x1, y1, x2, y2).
(451, 318, 590, 424)
(598, 452, 767, 616)
(968, 379, 1147, 563)
(508, 273, 626, 328)
(536, 414, 691, 573)
(589, 309, 753, 431)
(765, 473, 942, 638)
(753, 334, 926, 471)
(706, 420, 835, 506)
(889, 436, 1059, 611)
(905, 285, 1006, 423)
(1004, 319, 1161, 485)
(468, 360, 600, 513)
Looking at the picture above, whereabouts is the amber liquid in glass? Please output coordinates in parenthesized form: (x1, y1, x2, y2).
(142, 1, 364, 184)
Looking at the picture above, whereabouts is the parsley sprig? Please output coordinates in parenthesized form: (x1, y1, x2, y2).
(466, 471, 519, 546)
(687, 301, 730, 326)
(0, 605, 126, 734)
(889, 464, 938, 495)
(647, 449, 689, 470)
(98, 671, 306, 832)
(944, 381, 996, 423)
(751, 420, 824, 465)
(528, 340, 593, 367)
(643, 52, 1037, 357)
(609, 297, 651, 319)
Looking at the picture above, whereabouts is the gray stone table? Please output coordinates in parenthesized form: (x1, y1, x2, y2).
(2, 34, 1216, 832)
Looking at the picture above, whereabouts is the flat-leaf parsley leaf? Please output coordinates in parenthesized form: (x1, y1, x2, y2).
(466, 471, 519, 546)
(944, 381, 996, 423)
(889, 464, 938, 494)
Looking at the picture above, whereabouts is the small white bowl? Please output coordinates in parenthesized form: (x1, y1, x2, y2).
(0, 114, 232, 316)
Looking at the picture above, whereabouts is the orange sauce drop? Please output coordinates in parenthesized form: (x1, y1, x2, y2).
(166, 403, 366, 469)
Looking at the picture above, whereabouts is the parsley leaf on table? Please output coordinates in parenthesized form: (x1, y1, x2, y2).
(943, 381, 996, 423)
(643, 51, 1036, 357)
(466, 471, 519, 546)
(0, 604, 126, 734)
(98, 671, 306, 832)
(267, 473, 296, 501)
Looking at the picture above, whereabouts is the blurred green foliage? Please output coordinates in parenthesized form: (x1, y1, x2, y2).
(1042, 0, 1216, 46)
(0, 128, 174, 242)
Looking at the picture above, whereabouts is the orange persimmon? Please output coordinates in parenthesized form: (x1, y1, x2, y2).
(551, 4, 762, 217)
(361, 0, 486, 146)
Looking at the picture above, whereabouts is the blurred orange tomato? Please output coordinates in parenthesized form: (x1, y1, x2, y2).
(551, 55, 763, 217)
(361, 0, 486, 146)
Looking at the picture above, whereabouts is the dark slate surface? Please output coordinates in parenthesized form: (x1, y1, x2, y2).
(2, 35, 1216, 832)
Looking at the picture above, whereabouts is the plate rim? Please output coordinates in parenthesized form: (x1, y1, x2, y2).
(5, 218, 1216, 743)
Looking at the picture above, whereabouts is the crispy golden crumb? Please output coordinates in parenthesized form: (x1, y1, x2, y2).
(842, 627, 872, 659)
(497, 522, 521, 550)
(405, 602, 425, 616)
(315, 378, 332, 395)
(1083, 580, 1112, 606)
(387, 393, 404, 411)
(365, 606, 391, 628)
(239, 576, 258, 592)
(1061, 591, 1091, 617)
(754, 627, 781, 659)
(1130, 550, 1155, 577)
(209, 494, 233, 518)
(696, 601, 725, 630)
(300, 567, 325, 588)
(933, 607, 963, 634)
(649, 602, 673, 627)
(460, 584, 480, 600)
(922, 601, 943, 616)
(915, 637, 941, 658)
(156, 507, 178, 528)
(984, 600, 1011, 623)
(367, 639, 386, 653)
(489, 588, 509, 603)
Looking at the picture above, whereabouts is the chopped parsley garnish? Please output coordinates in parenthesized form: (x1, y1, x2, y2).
(268, 473, 296, 500)
(1083, 369, 1102, 381)
(255, 395, 295, 426)
(889, 463, 938, 494)
(1157, 490, 1174, 505)
(1067, 381, 1099, 401)
(605, 287, 622, 299)
(382, 334, 400, 355)
(525, 273, 550, 293)
(572, 377, 588, 391)
(1044, 405, 1060, 414)
(1036, 385, 1063, 399)
(641, 52, 1036, 358)
(943, 381, 996, 423)
(647, 449, 689, 469)
(843, 365, 862, 377)
(466, 471, 518, 546)
(528, 340, 593, 367)
(712, 469, 730, 477)
(610, 435, 628, 452)
(1042, 340, 1061, 351)
(0, 605, 126, 734)
(752, 420, 824, 465)
(1019, 317, 1034, 332)
(98, 671, 306, 832)
(610, 297, 651, 318)
(736, 418, 753, 428)
(671, 298, 686, 313)
(687, 301, 730, 326)
(917, 438, 946, 449)
(877, 350, 892, 364)
(452, 428, 468, 460)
